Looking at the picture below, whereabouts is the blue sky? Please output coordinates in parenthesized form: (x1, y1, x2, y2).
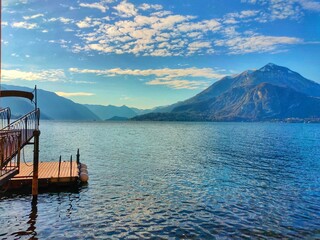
(1, 0, 320, 109)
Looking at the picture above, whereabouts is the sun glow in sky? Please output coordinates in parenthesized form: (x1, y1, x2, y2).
(1, 0, 320, 109)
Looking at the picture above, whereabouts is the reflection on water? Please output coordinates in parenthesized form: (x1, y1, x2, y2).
(1, 121, 320, 239)
(12, 199, 38, 239)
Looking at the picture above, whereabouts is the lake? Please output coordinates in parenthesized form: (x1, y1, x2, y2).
(1, 121, 320, 239)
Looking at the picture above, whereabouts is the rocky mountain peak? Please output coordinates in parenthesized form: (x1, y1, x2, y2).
(259, 63, 282, 72)
(133, 63, 320, 122)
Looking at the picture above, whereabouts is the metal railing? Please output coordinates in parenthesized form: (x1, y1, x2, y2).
(0, 130, 21, 185)
(58, 155, 73, 179)
(0, 108, 11, 129)
(0, 108, 40, 185)
(0, 130, 21, 168)
(57, 149, 80, 180)
(2, 108, 40, 147)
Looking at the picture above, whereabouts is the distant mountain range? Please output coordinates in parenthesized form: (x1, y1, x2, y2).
(2, 63, 320, 122)
(0, 84, 147, 121)
(1, 84, 99, 120)
(84, 104, 152, 120)
(133, 63, 320, 122)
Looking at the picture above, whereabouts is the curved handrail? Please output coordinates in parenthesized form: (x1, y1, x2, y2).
(3, 108, 40, 146)
(0, 90, 34, 101)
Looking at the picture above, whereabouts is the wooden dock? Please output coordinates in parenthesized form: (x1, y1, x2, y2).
(7, 161, 80, 190)
(0, 92, 88, 196)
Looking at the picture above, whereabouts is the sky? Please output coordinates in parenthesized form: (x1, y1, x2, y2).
(1, 0, 320, 109)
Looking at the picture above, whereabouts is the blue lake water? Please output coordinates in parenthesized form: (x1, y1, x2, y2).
(1, 121, 320, 239)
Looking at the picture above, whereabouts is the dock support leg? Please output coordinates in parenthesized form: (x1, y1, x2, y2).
(32, 130, 41, 198)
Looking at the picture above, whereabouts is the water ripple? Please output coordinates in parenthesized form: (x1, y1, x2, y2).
(1, 122, 320, 239)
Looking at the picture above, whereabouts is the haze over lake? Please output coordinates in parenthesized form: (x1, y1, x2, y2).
(1, 121, 319, 239)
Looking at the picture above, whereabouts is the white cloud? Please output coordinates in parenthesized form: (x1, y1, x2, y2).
(88, 43, 113, 53)
(297, 0, 320, 11)
(114, 1, 138, 17)
(139, 3, 163, 11)
(76, 17, 101, 28)
(268, 1, 302, 20)
(215, 34, 302, 54)
(177, 19, 220, 32)
(188, 41, 212, 55)
(148, 49, 172, 57)
(3, 0, 28, 7)
(239, 10, 260, 18)
(151, 10, 173, 17)
(23, 13, 44, 20)
(48, 17, 74, 24)
(69, 67, 224, 79)
(73, 11, 216, 56)
(146, 79, 209, 90)
(221, 26, 241, 38)
(55, 92, 95, 97)
(120, 95, 132, 101)
(12, 21, 38, 29)
(76, 21, 91, 28)
(72, 80, 96, 84)
(66, 0, 312, 57)
(224, 10, 260, 24)
(79, 2, 108, 13)
(242, 0, 320, 20)
(11, 53, 20, 57)
(69, 67, 226, 90)
(48, 39, 70, 45)
(2, 69, 66, 82)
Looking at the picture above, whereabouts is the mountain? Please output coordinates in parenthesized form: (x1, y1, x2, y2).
(85, 104, 149, 120)
(0, 95, 36, 119)
(106, 116, 129, 121)
(133, 63, 320, 122)
(173, 83, 320, 121)
(179, 63, 320, 106)
(3, 63, 319, 122)
(0, 84, 150, 121)
(85, 104, 136, 120)
(150, 102, 185, 113)
(1, 84, 99, 121)
(130, 107, 153, 115)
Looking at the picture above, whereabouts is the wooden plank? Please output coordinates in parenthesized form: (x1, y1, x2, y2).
(12, 161, 79, 180)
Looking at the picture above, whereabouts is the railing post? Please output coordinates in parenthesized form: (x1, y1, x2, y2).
(17, 133, 21, 173)
(7, 108, 11, 127)
(32, 129, 41, 198)
(25, 117, 28, 143)
(70, 155, 72, 178)
(76, 149, 80, 165)
(58, 155, 61, 179)
(0, 137, 3, 169)
(36, 108, 40, 130)
(34, 86, 38, 111)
